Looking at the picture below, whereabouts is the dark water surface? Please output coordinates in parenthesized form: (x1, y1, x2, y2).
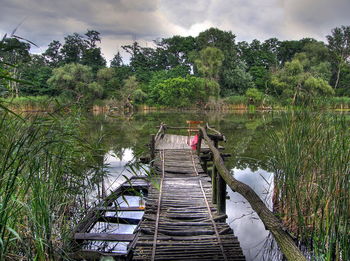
(86, 111, 283, 260)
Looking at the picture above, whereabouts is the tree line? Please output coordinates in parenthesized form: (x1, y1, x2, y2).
(1, 26, 350, 108)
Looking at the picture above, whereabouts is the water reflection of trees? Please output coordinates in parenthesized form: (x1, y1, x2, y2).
(82, 111, 279, 173)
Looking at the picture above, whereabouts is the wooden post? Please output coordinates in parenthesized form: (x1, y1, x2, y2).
(217, 174, 226, 215)
(203, 159, 208, 173)
(212, 161, 217, 204)
(212, 139, 226, 215)
(196, 130, 202, 156)
(150, 134, 155, 166)
(212, 139, 218, 204)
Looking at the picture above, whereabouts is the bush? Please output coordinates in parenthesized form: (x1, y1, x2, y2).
(149, 76, 218, 107)
(245, 88, 264, 104)
(224, 95, 246, 105)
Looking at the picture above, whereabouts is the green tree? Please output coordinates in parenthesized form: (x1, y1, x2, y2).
(146, 66, 190, 103)
(277, 38, 317, 65)
(271, 58, 334, 105)
(248, 66, 270, 90)
(293, 52, 331, 82)
(238, 39, 277, 68)
(326, 25, 350, 89)
(47, 63, 96, 103)
(336, 64, 350, 96)
(196, 28, 236, 54)
(60, 33, 85, 64)
(246, 88, 264, 104)
(119, 75, 146, 106)
(0, 37, 31, 97)
(59, 30, 106, 71)
(155, 35, 197, 68)
(221, 60, 255, 96)
(195, 28, 240, 97)
(81, 47, 106, 73)
(110, 51, 123, 67)
(122, 41, 161, 82)
(237, 39, 279, 91)
(20, 54, 54, 96)
(96, 68, 115, 97)
(150, 76, 218, 107)
(81, 30, 106, 72)
(43, 40, 62, 67)
(194, 47, 224, 81)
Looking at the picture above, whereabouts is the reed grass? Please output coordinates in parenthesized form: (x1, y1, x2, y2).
(0, 111, 104, 260)
(269, 111, 349, 260)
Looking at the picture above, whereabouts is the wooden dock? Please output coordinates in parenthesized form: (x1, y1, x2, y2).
(70, 122, 306, 261)
(133, 133, 245, 260)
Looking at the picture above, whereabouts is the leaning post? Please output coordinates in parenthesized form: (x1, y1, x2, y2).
(150, 134, 155, 166)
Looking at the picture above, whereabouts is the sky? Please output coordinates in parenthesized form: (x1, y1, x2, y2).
(0, 0, 349, 63)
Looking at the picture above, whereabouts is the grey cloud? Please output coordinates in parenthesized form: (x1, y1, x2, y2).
(1, 0, 349, 62)
(0, 0, 172, 51)
(209, 0, 284, 41)
(159, 0, 211, 28)
(282, 0, 350, 39)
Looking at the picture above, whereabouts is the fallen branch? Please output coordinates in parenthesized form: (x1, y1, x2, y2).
(199, 126, 306, 261)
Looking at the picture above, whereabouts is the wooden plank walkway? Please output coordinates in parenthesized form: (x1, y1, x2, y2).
(133, 140, 245, 260)
(155, 134, 223, 151)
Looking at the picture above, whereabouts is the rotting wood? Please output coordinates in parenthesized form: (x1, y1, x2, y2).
(199, 126, 307, 261)
(68, 176, 148, 259)
(133, 148, 245, 260)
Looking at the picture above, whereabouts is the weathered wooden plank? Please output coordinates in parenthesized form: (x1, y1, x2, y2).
(96, 206, 145, 211)
(133, 148, 245, 261)
(74, 233, 135, 242)
(97, 216, 141, 225)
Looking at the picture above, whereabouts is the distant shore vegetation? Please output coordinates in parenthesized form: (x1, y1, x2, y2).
(1, 26, 350, 111)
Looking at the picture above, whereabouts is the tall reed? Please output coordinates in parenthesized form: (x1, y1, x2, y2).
(0, 111, 104, 260)
(269, 111, 349, 260)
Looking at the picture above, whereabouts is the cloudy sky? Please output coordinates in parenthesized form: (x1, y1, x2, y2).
(1, 0, 349, 62)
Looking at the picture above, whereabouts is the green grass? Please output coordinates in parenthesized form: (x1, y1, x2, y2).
(327, 96, 350, 109)
(269, 111, 349, 260)
(0, 96, 62, 111)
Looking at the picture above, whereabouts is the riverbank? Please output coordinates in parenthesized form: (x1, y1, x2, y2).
(3, 95, 350, 113)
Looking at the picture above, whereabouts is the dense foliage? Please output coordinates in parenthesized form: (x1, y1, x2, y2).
(1, 26, 350, 109)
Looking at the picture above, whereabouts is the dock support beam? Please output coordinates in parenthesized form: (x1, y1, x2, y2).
(217, 175, 226, 215)
(212, 163, 217, 204)
(213, 139, 226, 216)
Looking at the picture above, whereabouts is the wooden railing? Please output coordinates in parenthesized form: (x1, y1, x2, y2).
(197, 126, 306, 261)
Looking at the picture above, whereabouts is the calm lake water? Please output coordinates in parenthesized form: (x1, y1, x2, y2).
(86, 110, 283, 260)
